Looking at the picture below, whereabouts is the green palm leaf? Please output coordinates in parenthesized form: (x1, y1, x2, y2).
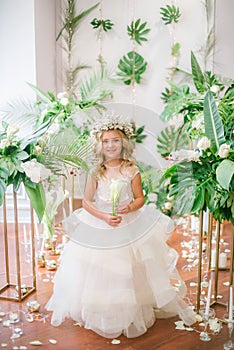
(203, 90, 226, 151)
(1, 98, 38, 129)
(191, 51, 205, 93)
(56, 2, 99, 41)
(127, 19, 150, 45)
(156, 125, 189, 156)
(160, 5, 181, 25)
(42, 133, 95, 174)
(27, 82, 51, 104)
(78, 68, 115, 102)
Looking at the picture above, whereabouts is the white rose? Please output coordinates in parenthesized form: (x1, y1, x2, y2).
(34, 145, 42, 155)
(164, 202, 173, 210)
(218, 143, 230, 158)
(148, 193, 157, 202)
(6, 124, 19, 137)
(210, 85, 219, 94)
(197, 136, 211, 151)
(169, 150, 200, 162)
(60, 97, 69, 106)
(21, 159, 51, 183)
(57, 91, 68, 99)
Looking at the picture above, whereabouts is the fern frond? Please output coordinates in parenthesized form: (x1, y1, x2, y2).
(78, 68, 116, 102)
(43, 134, 95, 174)
(0, 98, 40, 135)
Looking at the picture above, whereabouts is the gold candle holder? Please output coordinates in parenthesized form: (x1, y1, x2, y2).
(0, 190, 36, 302)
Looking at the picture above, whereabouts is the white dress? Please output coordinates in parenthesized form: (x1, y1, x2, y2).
(46, 165, 195, 338)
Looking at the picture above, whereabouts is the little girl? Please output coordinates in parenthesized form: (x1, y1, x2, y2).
(46, 115, 195, 338)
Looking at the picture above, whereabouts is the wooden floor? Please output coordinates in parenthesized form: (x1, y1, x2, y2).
(0, 220, 233, 350)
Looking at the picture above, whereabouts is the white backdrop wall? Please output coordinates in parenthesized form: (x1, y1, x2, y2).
(0, 0, 233, 115)
(60, 0, 217, 116)
(0, 0, 36, 104)
(59, 0, 234, 118)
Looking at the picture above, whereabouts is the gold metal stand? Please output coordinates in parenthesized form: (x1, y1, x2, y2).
(0, 191, 36, 302)
(197, 211, 234, 311)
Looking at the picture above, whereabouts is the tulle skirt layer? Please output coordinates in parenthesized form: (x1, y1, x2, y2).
(46, 208, 195, 338)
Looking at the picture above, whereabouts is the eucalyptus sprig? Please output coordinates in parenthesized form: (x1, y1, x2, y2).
(91, 18, 114, 32)
(127, 18, 150, 45)
(160, 5, 181, 25)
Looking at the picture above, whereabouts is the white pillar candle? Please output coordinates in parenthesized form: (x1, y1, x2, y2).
(219, 252, 227, 268)
(23, 224, 27, 244)
(211, 249, 216, 269)
(203, 209, 209, 233)
(229, 286, 233, 321)
(205, 278, 212, 317)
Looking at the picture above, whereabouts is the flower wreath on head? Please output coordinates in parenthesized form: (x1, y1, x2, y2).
(91, 113, 135, 139)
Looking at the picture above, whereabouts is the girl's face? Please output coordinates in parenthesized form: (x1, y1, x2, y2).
(101, 130, 123, 161)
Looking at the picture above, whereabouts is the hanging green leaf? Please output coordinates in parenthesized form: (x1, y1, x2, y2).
(191, 51, 205, 93)
(127, 19, 150, 45)
(171, 42, 180, 57)
(91, 18, 114, 32)
(203, 90, 226, 151)
(160, 5, 181, 25)
(117, 51, 147, 85)
(131, 124, 147, 143)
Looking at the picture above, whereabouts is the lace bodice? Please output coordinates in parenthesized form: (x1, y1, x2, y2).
(94, 165, 139, 212)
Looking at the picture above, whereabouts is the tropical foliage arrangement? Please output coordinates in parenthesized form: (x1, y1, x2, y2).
(157, 52, 234, 223)
(0, 80, 112, 222)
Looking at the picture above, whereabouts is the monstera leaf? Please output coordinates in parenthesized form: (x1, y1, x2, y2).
(117, 51, 147, 85)
(157, 125, 189, 157)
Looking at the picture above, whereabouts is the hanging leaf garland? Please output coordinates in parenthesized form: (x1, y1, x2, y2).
(127, 18, 150, 45)
(91, 18, 114, 32)
(117, 51, 147, 85)
(160, 4, 181, 25)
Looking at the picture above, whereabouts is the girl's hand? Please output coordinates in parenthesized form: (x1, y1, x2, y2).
(116, 204, 130, 214)
(103, 213, 122, 227)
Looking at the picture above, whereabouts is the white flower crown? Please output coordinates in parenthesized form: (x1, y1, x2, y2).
(91, 114, 135, 139)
